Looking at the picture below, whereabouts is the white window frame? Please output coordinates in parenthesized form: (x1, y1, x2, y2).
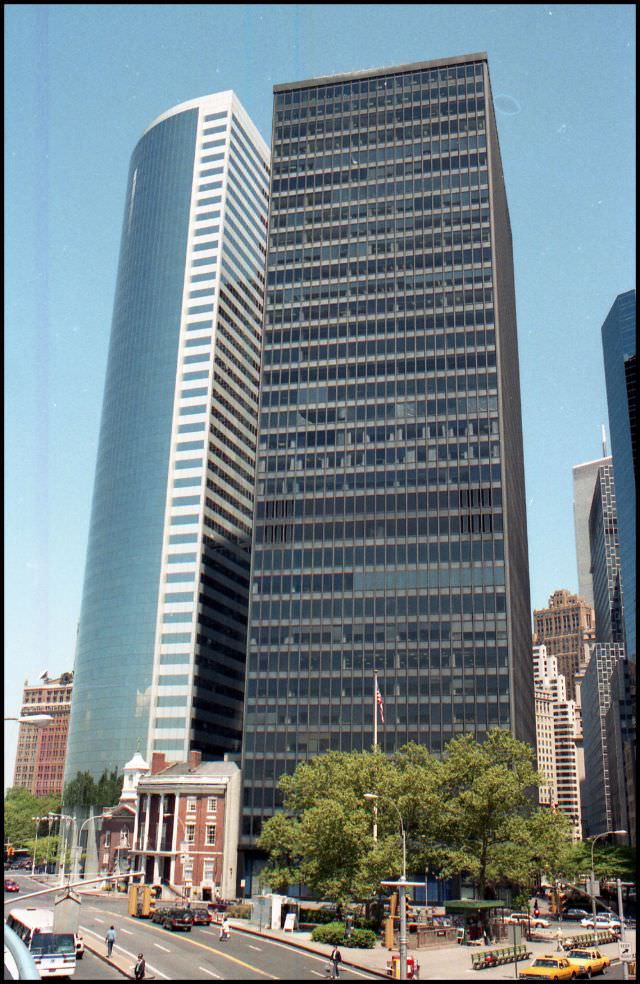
(185, 823, 196, 844)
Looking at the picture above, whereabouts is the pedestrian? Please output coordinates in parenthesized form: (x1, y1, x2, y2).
(483, 926, 491, 946)
(328, 945, 342, 979)
(134, 954, 146, 980)
(219, 916, 231, 941)
(533, 900, 540, 919)
(105, 926, 116, 958)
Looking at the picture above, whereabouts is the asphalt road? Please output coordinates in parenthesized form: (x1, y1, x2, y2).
(4, 874, 382, 980)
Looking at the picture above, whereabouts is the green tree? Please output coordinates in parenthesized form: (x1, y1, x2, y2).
(259, 748, 405, 905)
(4, 788, 61, 849)
(567, 842, 636, 881)
(258, 731, 576, 904)
(63, 768, 123, 808)
(435, 730, 546, 898)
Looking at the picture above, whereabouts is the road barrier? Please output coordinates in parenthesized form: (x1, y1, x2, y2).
(471, 944, 531, 970)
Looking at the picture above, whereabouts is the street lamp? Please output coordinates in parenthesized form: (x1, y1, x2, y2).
(75, 814, 109, 881)
(47, 813, 78, 886)
(4, 715, 54, 726)
(589, 830, 627, 923)
(365, 793, 408, 981)
(30, 818, 48, 877)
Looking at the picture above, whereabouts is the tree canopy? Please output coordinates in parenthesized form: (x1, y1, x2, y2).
(258, 729, 578, 904)
(62, 769, 123, 809)
(4, 787, 61, 848)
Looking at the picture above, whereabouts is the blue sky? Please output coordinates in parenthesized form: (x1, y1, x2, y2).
(4, 4, 635, 786)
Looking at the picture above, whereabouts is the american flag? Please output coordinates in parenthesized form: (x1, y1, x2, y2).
(375, 680, 385, 725)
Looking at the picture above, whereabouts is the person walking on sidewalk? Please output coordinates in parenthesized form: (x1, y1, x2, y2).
(328, 945, 342, 979)
(105, 926, 116, 958)
(134, 953, 146, 979)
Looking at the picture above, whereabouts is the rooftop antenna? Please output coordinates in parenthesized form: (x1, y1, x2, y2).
(601, 424, 607, 457)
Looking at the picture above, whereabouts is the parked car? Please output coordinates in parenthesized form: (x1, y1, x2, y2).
(189, 906, 212, 926)
(518, 955, 579, 980)
(153, 906, 193, 932)
(504, 911, 551, 928)
(566, 948, 610, 977)
(3, 880, 20, 892)
(565, 909, 592, 921)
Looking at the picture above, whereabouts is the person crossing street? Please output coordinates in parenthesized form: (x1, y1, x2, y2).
(328, 945, 342, 979)
(105, 926, 116, 958)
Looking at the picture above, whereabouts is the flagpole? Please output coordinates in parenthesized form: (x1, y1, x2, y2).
(373, 670, 378, 843)
(374, 670, 378, 750)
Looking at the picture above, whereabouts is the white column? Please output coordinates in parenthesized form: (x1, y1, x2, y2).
(153, 795, 165, 883)
(170, 794, 180, 885)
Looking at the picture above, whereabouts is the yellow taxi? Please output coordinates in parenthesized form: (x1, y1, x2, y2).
(566, 948, 611, 977)
(518, 954, 579, 979)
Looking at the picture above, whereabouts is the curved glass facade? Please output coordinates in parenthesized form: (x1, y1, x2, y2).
(64, 108, 198, 781)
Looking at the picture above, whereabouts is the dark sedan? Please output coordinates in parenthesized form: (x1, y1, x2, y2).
(189, 907, 213, 926)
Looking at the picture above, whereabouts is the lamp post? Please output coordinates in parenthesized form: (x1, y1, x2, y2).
(365, 793, 408, 981)
(589, 830, 627, 923)
(4, 715, 54, 726)
(616, 878, 630, 982)
(75, 813, 109, 881)
(47, 813, 78, 886)
(30, 818, 47, 877)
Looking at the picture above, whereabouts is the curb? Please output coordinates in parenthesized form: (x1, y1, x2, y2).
(226, 920, 389, 978)
(83, 940, 134, 979)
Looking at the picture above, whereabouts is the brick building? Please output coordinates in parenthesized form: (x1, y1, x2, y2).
(13, 672, 73, 796)
(130, 751, 240, 900)
(96, 752, 149, 878)
(533, 590, 594, 702)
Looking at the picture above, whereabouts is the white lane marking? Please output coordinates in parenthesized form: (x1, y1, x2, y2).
(310, 973, 326, 979)
(232, 933, 378, 979)
(119, 927, 133, 935)
(199, 968, 223, 979)
(248, 944, 262, 951)
(93, 917, 105, 924)
(80, 926, 170, 979)
(153, 942, 171, 952)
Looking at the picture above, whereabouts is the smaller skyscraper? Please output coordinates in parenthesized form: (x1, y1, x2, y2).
(580, 642, 625, 836)
(588, 461, 624, 644)
(533, 590, 594, 702)
(13, 672, 73, 797)
(605, 660, 636, 846)
(601, 289, 635, 661)
(533, 646, 583, 841)
(572, 455, 610, 608)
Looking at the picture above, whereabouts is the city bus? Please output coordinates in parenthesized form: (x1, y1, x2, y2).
(5, 907, 77, 978)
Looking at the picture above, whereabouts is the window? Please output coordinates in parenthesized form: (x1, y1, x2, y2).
(203, 859, 215, 882)
(186, 797, 197, 814)
(207, 797, 217, 814)
(205, 824, 216, 846)
(185, 823, 196, 843)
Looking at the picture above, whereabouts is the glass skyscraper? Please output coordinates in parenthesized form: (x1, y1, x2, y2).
(601, 290, 636, 661)
(240, 53, 533, 877)
(64, 91, 269, 782)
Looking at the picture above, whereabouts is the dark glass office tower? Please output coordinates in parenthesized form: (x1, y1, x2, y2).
(601, 290, 636, 661)
(240, 53, 533, 876)
(588, 462, 624, 645)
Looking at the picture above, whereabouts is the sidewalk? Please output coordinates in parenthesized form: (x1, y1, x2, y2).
(227, 917, 633, 980)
